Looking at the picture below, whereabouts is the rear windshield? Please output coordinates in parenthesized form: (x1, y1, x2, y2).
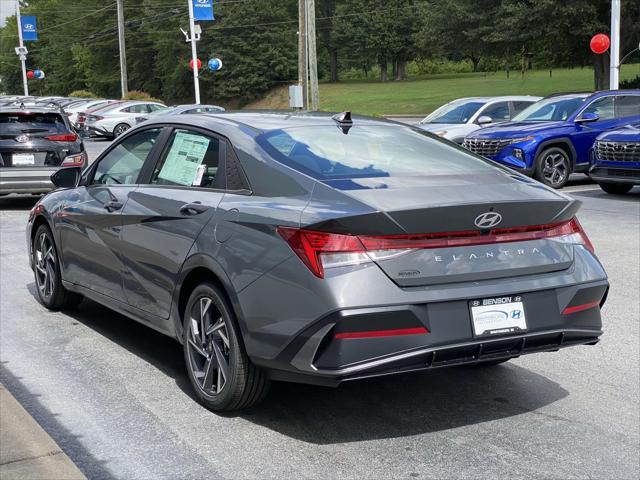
(0, 112, 67, 135)
(258, 125, 499, 180)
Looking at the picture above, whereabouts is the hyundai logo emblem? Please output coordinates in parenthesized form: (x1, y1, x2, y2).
(474, 212, 502, 229)
(15, 135, 29, 143)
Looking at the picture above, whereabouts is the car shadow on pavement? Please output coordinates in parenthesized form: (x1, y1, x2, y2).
(0, 363, 109, 478)
(570, 188, 640, 202)
(28, 287, 571, 445)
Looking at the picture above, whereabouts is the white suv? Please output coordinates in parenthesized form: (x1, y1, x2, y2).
(417, 96, 541, 144)
(84, 101, 166, 138)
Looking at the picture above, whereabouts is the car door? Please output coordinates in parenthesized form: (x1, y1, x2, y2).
(572, 95, 620, 164)
(119, 127, 226, 318)
(57, 127, 163, 302)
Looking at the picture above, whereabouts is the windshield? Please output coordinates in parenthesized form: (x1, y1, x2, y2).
(421, 101, 484, 124)
(0, 112, 67, 135)
(512, 96, 588, 122)
(258, 125, 499, 181)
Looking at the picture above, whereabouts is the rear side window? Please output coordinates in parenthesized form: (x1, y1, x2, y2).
(615, 96, 640, 118)
(0, 112, 67, 135)
(258, 125, 499, 181)
(150, 129, 224, 189)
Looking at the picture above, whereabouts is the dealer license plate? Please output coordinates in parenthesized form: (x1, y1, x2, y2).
(470, 296, 527, 337)
(12, 153, 35, 166)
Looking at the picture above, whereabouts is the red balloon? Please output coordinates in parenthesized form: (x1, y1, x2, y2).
(27, 70, 35, 79)
(189, 58, 202, 70)
(590, 34, 610, 54)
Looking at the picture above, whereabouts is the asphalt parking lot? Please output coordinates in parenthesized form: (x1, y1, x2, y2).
(0, 141, 638, 479)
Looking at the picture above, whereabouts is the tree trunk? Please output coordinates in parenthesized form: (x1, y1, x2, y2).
(380, 59, 388, 82)
(593, 54, 610, 91)
(395, 60, 406, 80)
(329, 49, 338, 83)
(471, 57, 480, 72)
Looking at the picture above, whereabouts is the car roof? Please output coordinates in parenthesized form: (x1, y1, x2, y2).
(448, 95, 541, 102)
(0, 105, 65, 114)
(144, 110, 404, 135)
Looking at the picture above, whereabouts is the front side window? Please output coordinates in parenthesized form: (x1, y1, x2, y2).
(150, 129, 223, 189)
(92, 128, 161, 185)
(479, 102, 510, 122)
(513, 96, 588, 122)
(258, 125, 499, 181)
(581, 96, 615, 121)
(512, 101, 534, 115)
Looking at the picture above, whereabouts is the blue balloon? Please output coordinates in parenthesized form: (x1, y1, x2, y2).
(34, 69, 42, 78)
(208, 58, 222, 71)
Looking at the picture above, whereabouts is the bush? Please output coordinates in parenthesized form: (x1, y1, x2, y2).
(68, 89, 99, 98)
(123, 90, 163, 103)
(620, 75, 640, 89)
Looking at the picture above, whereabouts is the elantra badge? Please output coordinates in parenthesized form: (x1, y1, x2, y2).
(474, 212, 502, 229)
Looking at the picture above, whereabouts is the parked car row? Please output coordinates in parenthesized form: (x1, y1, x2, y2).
(0, 95, 225, 194)
(419, 90, 640, 193)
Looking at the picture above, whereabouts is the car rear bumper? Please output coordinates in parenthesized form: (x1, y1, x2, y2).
(0, 168, 57, 194)
(256, 279, 607, 385)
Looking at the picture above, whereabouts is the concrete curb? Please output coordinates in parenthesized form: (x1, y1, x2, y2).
(0, 384, 85, 480)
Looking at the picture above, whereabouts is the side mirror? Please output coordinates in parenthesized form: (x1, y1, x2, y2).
(576, 112, 599, 123)
(51, 167, 81, 189)
(477, 115, 493, 125)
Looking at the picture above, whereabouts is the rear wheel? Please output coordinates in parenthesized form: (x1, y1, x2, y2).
(113, 123, 130, 138)
(32, 224, 82, 310)
(534, 147, 571, 189)
(598, 182, 633, 195)
(183, 282, 269, 411)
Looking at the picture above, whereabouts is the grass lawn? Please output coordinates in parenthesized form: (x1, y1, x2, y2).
(247, 64, 640, 116)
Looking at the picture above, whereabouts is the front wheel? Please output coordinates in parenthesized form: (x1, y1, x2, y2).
(598, 182, 633, 195)
(183, 282, 270, 411)
(32, 224, 82, 310)
(534, 147, 571, 189)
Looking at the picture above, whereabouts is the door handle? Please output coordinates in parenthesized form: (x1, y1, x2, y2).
(180, 202, 209, 216)
(104, 200, 123, 212)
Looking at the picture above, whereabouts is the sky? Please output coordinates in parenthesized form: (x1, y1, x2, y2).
(1, 0, 17, 27)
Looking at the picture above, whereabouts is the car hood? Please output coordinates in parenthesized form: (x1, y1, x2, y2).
(468, 121, 567, 138)
(597, 124, 640, 142)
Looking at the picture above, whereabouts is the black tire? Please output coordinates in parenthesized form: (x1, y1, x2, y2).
(598, 182, 633, 195)
(183, 282, 269, 411)
(534, 146, 571, 189)
(113, 123, 130, 138)
(32, 224, 83, 310)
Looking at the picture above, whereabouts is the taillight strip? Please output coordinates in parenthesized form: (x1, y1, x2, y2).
(562, 301, 600, 315)
(334, 326, 428, 340)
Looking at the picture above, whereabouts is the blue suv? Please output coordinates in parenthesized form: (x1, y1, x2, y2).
(462, 90, 640, 188)
(590, 122, 639, 194)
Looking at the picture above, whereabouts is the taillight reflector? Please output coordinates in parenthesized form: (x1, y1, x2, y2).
(277, 218, 594, 279)
(334, 326, 428, 340)
(562, 301, 600, 315)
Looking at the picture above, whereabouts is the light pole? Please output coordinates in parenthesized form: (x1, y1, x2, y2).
(15, 0, 29, 96)
(610, 0, 621, 90)
(187, 0, 201, 104)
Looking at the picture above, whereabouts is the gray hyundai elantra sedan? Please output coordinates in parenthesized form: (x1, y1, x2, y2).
(26, 111, 608, 411)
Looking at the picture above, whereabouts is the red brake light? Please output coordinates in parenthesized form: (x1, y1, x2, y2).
(45, 133, 78, 142)
(277, 218, 594, 279)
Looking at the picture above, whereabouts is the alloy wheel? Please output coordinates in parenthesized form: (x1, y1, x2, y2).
(541, 151, 569, 187)
(34, 232, 56, 300)
(114, 124, 130, 137)
(186, 296, 231, 396)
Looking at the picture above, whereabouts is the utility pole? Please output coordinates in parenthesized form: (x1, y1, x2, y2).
(306, 0, 319, 110)
(15, 0, 29, 96)
(610, 0, 621, 90)
(116, 0, 128, 98)
(297, 0, 307, 109)
(187, 0, 201, 104)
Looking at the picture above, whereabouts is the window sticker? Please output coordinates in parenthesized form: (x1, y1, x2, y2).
(158, 131, 210, 186)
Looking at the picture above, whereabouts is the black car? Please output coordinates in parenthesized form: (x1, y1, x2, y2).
(0, 104, 87, 195)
